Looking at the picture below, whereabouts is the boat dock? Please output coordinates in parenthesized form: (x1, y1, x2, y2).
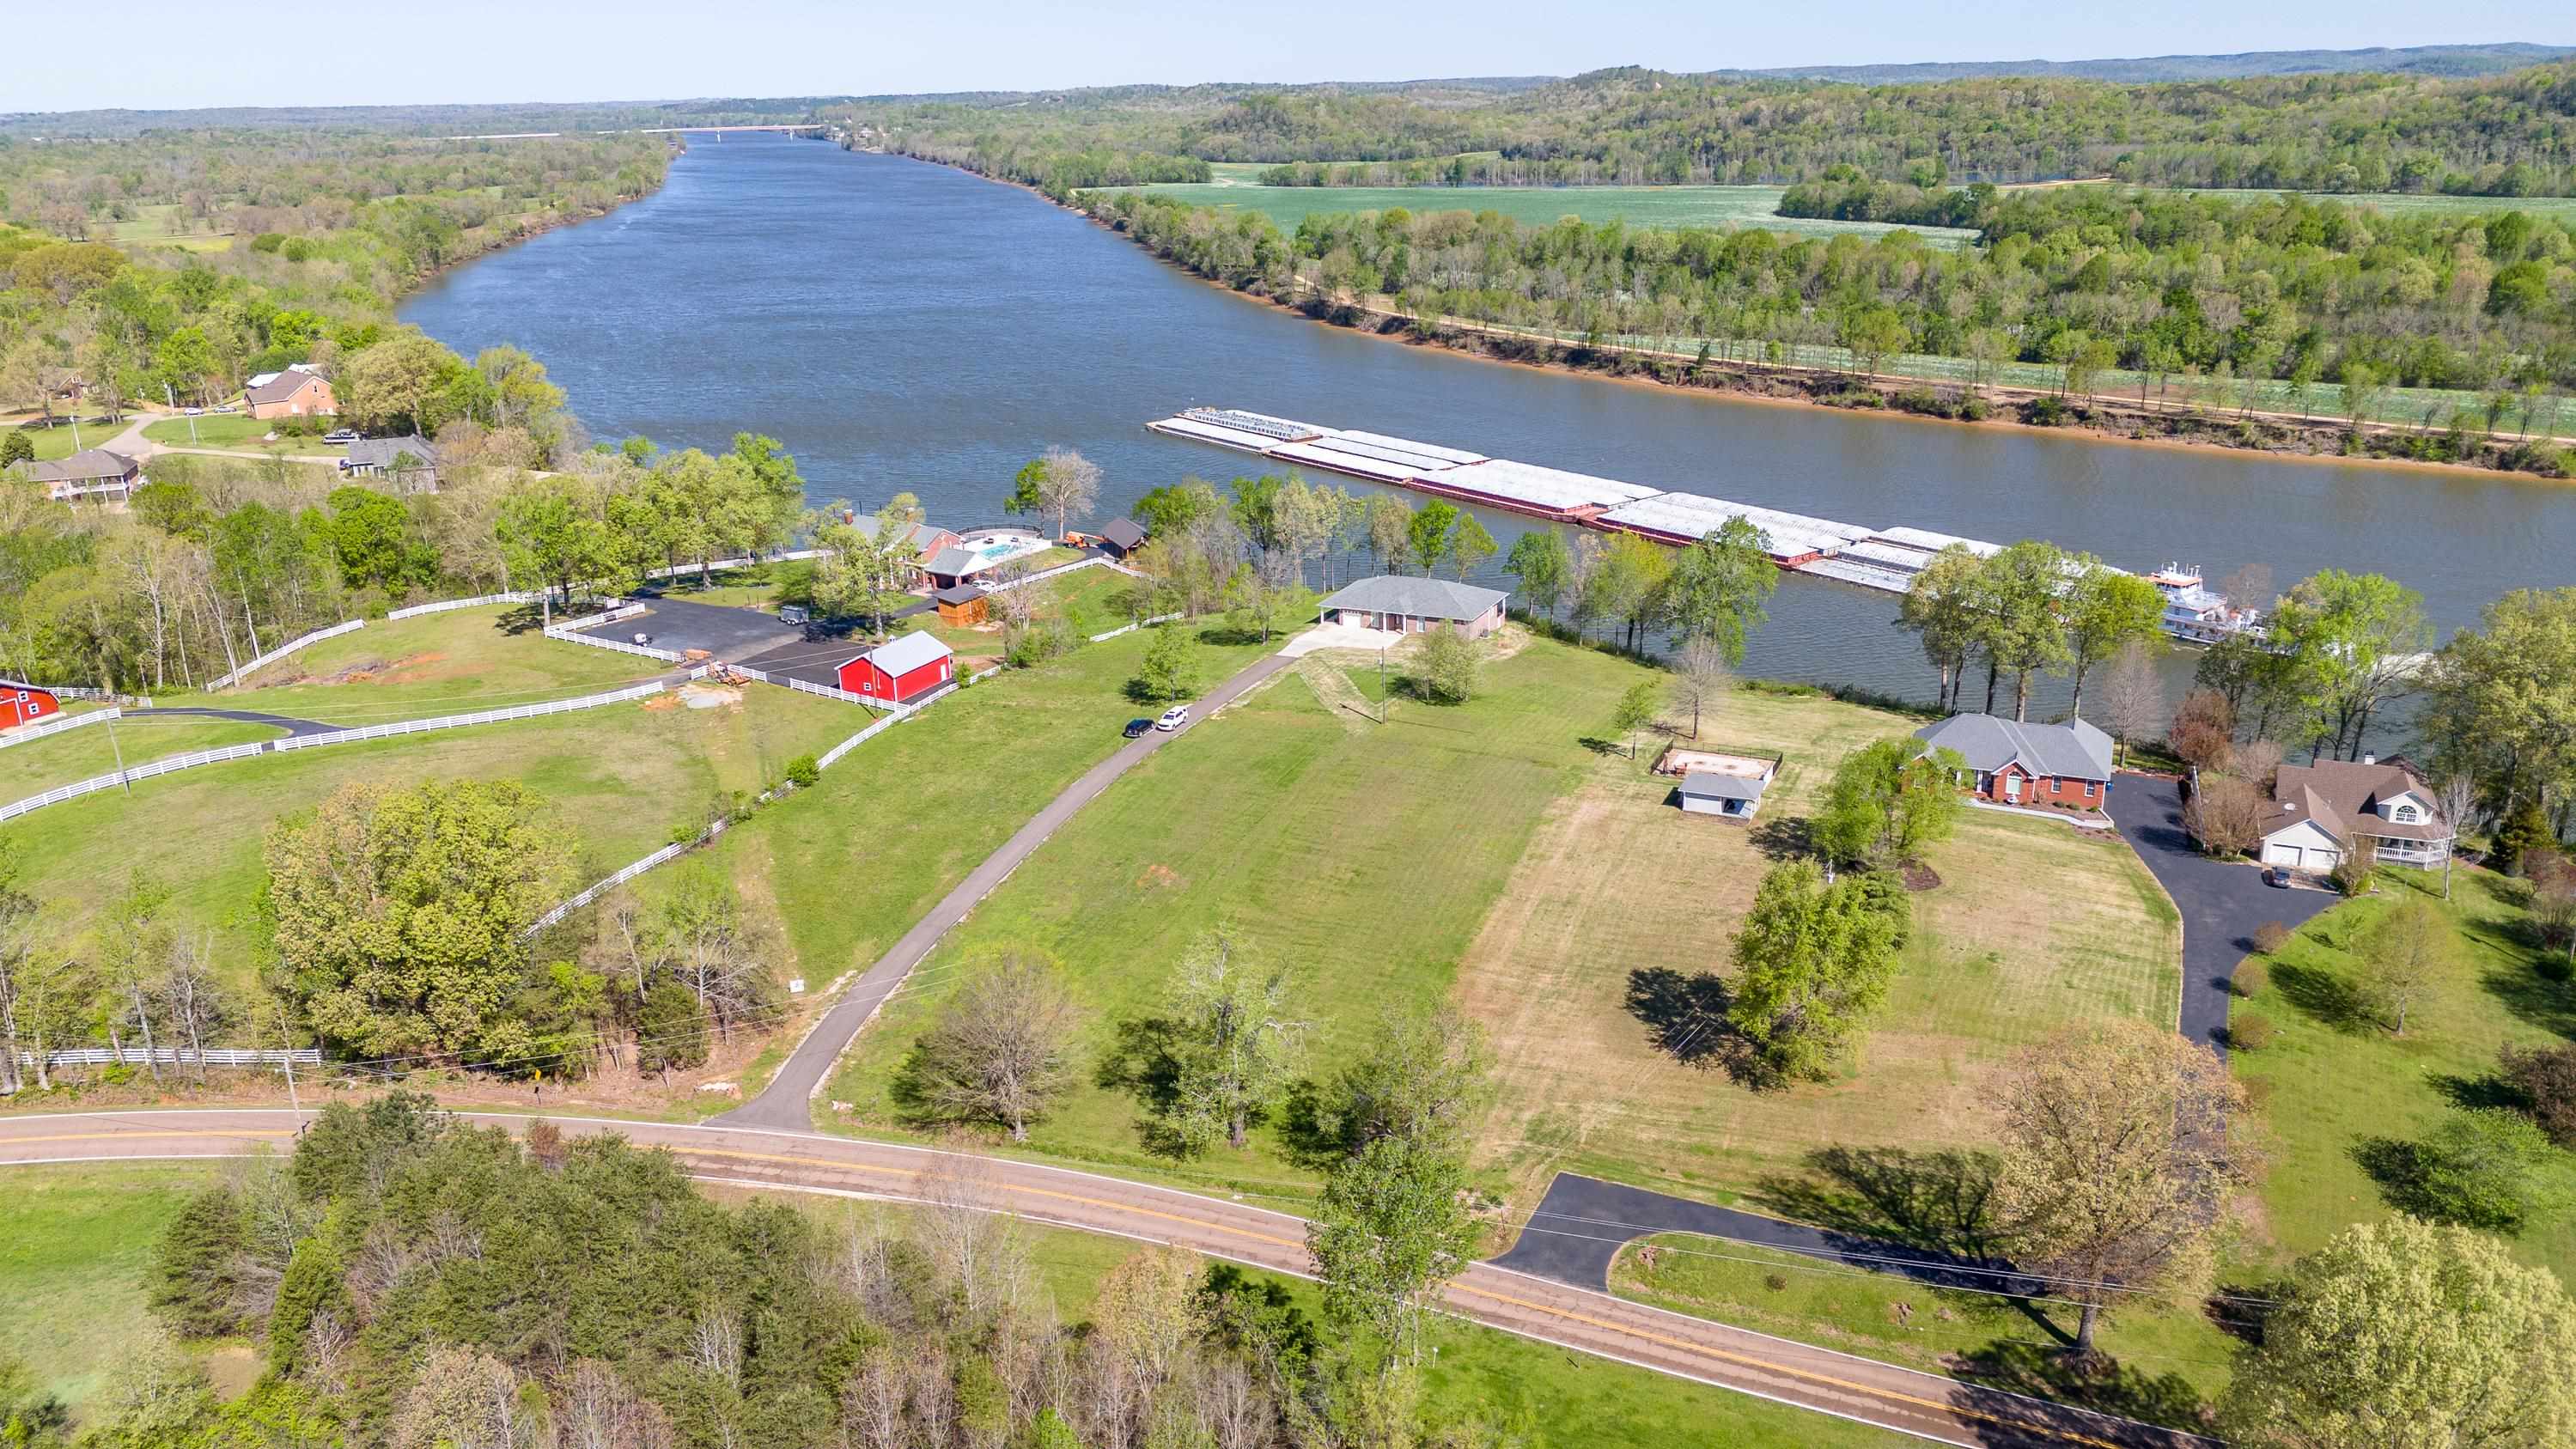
(1146, 407, 2261, 641)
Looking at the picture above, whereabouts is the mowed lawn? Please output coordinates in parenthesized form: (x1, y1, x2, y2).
(1460, 685, 2182, 1212)
(2232, 867, 2576, 1282)
(210, 603, 661, 724)
(0, 1162, 218, 1416)
(0, 715, 283, 802)
(140, 415, 346, 454)
(8, 422, 119, 462)
(7, 681, 861, 995)
(1114, 179, 1978, 247)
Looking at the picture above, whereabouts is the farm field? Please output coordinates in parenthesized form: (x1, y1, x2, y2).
(103, 202, 234, 251)
(1113, 177, 1981, 247)
(2173, 187, 2576, 222)
(2229, 867, 2576, 1283)
(140, 415, 347, 453)
(211, 602, 661, 724)
(0, 715, 283, 803)
(3, 1160, 1904, 1447)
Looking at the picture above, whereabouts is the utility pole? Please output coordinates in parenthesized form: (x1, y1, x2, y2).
(165, 382, 198, 445)
(103, 713, 131, 795)
(1378, 646, 1389, 725)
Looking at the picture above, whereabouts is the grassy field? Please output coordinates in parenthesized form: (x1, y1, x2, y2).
(5, 1161, 1904, 1446)
(211, 603, 661, 725)
(815, 632, 2178, 1214)
(1115, 177, 1980, 247)
(2230, 866, 2576, 1282)
(2173, 188, 2576, 223)
(1611, 1233, 2230, 1429)
(106, 203, 234, 252)
(8, 421, 122, 462)
(140, 416, 346, 454)
(0, 715, 283, 803)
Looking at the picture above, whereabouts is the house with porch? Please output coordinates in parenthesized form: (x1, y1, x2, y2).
(24, 448, 143, 504)
(1316, 575, 1507, 638)
(2260, 756, 2453, 873)
(1911, 713, 2116, 811)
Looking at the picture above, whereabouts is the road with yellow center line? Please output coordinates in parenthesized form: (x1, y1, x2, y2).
(1, 1109, 2211, 1449)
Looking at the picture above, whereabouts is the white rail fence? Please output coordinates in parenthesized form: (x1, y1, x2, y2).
(722, 664, 892, 712)
(642, 547, 825, 582)
(0, 741, 271, 823)
(208, 618, 364, 691)
(1087, 612, 1184, 643)
(526, 828, 711, 934)
(0, 707, 119, 749)
(18, 1046, 320, 1068)
(387, 590, 542, 619)
(984, 555, 1104, 594)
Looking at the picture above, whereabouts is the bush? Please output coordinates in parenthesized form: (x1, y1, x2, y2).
(2332, 854, 2376, 896)
(2232, 959, 2270, 998)
(2501, 1043, 2576, 1148)
(2252, 921, 2292, 955)
(2229, 1013, 2276, 1050)
(1763, 1273, 1790, 1293)
(2025, 395, 2075, 426)
(783, 754, 820, 788)
(2396, 1110, 2563, 1234)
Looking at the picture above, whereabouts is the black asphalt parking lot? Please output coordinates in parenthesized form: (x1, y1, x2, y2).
(582, 597, 807, 661)
(2104, 772, 2336, 1053)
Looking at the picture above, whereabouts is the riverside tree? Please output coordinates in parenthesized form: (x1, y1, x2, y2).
(2268, 569, 2431, 762)
(1503, 527, 1571, 621)
(2061, 559, 2165, 718)
(1413, 623, 1480, 703)
(1898, 545, 1984, 714)
(2098, 640, 2167, 767)
(1666, 636, 1733, 740)
(1009, 445, 1102, 541)
(1665, 515, 1777, 666)
(1813, 740, 1966, 871)
(1990, 1020, 2252, 1353)
(2421, 587, 2576, 825)
(910, 948, 1081, 1141)
(1724, 861, 1908, 1084)
(1166, 928, 1301, 1152)
(2222, 1217, 2576, 1449)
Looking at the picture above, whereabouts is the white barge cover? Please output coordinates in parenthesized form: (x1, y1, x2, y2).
(1266, 440, 1419, 483)
(1433, 459, 1666, 514)
(1872, 526, 2003, 557)
(1332, 429, 1487, 466)
(1148, 417, 1290, 454)
(1179, 408, 1327, 442)
(1599, 492, 1869, 559)
(1294, 433, 1476, 472)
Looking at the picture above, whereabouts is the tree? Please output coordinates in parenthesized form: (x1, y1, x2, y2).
(2402, 1109, 2565, 1233)
(1813, 740, 1966, 870)
(910, 949, 1081, 1141)
(1324, 1005, 1494, 1157)
(265, 780, 580, 1064)
(1404, 501, 1457, 578)
(2061, 561, 2165, 719)
(323, 486, 436, 594)
(1503, 527, 1571, 620)
(2500, 1042, 2576, 1148)
(2419, 588, 2576, 828)
(1724, 861, 1908, 1083)
(1363, 494, 1414, 575)
(655, 866, 770, 1043)
(2360, 899, 2453, 1035)
(336, 331, 468, 436)
(1990, 1021, 2251, 1352)
(389, 1345, 544, 1449)
(1443, 512, 1495, 581)
(1666, 636, 1733, 740)
(1027, 447, 1102, 541)
(1166, 929, 1300, 1152)
(1413, 624, 1479, 703)
(1898, 545, 1984, 713)
(2223, 1217, 2576, 1449)
(0, 429, 34, 470)
(2167, 688, 2236, 779)
(1665, 517, 1776, 667)
(1306, 1133, 1482, 1367)
(2268, 569, 2431, 762)
(2092, 642, 2166, 769)
(1133, 624, 1195, 704)
(2183, 773, 2268, 856)
(1977, 540, 2074, 720)
(1610, 679, 1659, 760)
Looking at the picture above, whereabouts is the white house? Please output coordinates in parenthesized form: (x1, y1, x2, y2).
(2259, 756, 2453, 872)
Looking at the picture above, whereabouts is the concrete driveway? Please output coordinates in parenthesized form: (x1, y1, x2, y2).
(2104, 772, 2336, 1052)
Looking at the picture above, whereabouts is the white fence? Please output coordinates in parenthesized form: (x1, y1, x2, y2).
(985, 555, 1103, 594)
(817, 711, 905, 769)
(527, 828, 710, 934)
(208, 618, 363, 691)
(545, 630, 685, 664)
(0, 707, 118, 749)
(1087, 612, 1184, 643)
(387, 590, 541, 619)
(0, 740, 271, 823)
(19, 1046, 320, 1068)
(725, 665, 891, 711)
(642, 547, 825, 582)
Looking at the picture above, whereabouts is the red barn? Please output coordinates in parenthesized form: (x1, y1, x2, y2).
(0, 680, 62, 731)
(836, 632, 954, 704)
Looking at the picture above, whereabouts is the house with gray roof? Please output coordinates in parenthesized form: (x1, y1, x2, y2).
(1678, 769, 1769, 819)
(1911, 712, 2116, 811)
(1317, 575, 1508, 639)
(22, 448, 143, 504)
(342, 435, 439, 491)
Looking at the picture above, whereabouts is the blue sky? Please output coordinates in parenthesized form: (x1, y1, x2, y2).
(13, 1, 2571, 112)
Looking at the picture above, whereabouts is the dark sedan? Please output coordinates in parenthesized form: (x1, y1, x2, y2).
(1123, 718, 1153, 739)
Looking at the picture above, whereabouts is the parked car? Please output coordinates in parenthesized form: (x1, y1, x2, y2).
(1154, 705, 1190, 732)
(631, 632, 653, 646)
(322, 429, 359, 444)
(2264, 865, 2294, 888)
(183, 406, 204, 416)
(778, 605, 811, 626)
(1123, 717, 1152, 739)
(210, 405, 239, 414)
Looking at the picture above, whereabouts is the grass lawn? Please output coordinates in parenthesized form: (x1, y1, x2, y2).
(1611, 1234, 2230, 1431)
(0, 715, 283, 804)
(210, 603, 661, 725)
(1111, 180, 1979, 247)
(649, 557, 822, 610)
(0, 1162, 218, 1416)
(140, 416, 345, 454)
(5, 679, 860, 995)
(9, 421, 124, 462)
(1050, 565, 1151, 637)
(2230, 865, 2576, 1282)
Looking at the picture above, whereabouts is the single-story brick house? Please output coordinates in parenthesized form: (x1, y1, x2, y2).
(2260, 755, 2453, 872)
(1317, 575, 1507, 638)
(836, 630, 954, 705)
(1912, 713, 2116, 809)
(244, 365, 336, 420)
(24, 448, 143, 504)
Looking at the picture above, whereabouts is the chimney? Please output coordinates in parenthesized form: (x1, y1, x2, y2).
(2362, 752, 2376, 765)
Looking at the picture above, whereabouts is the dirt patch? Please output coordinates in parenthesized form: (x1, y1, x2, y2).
(312, 656, 389, 685)
(678, 683, 744, 710)
(1482, 622, 1532, 663)
(639, 692, 681, 711)
(1135, 862, 1186, 891)
(1901, 861, 1943, 892)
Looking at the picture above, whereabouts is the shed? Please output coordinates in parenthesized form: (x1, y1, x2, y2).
(836, 630, 955, 704)
(1096, 518, 1148, 558)
(1678, 769, 1766, 819)
(935, 584, 988, 626)
(0, 679, 62, 731)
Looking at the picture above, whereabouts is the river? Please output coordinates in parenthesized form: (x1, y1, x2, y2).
(401, 133, 2574, 723)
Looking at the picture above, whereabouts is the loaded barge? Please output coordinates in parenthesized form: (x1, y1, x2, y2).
(1147, 407, 2264, 643)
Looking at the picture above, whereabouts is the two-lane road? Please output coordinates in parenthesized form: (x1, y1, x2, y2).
(2, 1110, 2210, 1449)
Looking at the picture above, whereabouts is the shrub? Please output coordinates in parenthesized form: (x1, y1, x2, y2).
(250, 232, 287, 253)
(2331, 853, 2376, 896)
(2252, 922, 2291, 955)
(783, 754, 820, 788)
(1763, 1273, 1790, 1293)
(2232, 959, 2270, 998)
(2229, 1013, 2277, 1050)
(2501, 1043, 2576, 1148)
(2397, 1110, 2563, 1234)
(280, 236, 316, 262)
(2025, 395, 2074, 426)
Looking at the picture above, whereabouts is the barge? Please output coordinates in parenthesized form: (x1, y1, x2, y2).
(1145, 407, 2266, 643)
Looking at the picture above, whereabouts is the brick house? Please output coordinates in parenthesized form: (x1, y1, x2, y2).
(2259, 755, 2453, 873)
(1316, 575, 1508, 639)
(244, 365, 336, 421)
(1911, 713, 2116, 810)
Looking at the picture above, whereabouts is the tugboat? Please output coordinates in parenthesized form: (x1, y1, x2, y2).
(2147, 563, 2259, 645)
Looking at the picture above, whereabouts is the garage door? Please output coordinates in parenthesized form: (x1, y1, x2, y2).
(2261, 842, 2305, 868)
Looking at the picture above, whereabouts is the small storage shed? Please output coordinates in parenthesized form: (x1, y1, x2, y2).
(0, 679, 62, 731)
(1678, 769, 1766, 819)
(1095, 518, 1148, 559)
(935, 584, 988, 626)
(836, 631, 955, 704)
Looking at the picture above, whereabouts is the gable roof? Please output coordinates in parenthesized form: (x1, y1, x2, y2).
(933, 584, 986, 606)
(2268, 758, 2449, 847)
(246, 368, 326, 404)
(1911, 713, 2115, 782)
(1679, 769, 1767, 801)
(24, 448, 139, 484)
(1318, 575, 1507, 622)
(347, 435, 436, 470)
(860, 630, 953, 679)
(923, 545, 984, 578)
(1099, 518, 1148, 550)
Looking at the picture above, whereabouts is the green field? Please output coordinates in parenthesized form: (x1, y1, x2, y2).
(7, 421, 124, 462)
(105, 202, 234, 252)
(214, 603, 661, 725)
(1114, 177, 1981, 247)
(0, 715, 283, 803)
(0, 1163, 212, 1414)
(141, 415, 346, 453)
(2232, 867, 2576, 1283)
(2173, 188, 2576, 223)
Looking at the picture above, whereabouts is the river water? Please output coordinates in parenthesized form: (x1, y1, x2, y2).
(402, 133, 2573, 722)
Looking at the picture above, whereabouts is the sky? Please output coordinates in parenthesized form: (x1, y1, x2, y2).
(10, 0, 2573, 113)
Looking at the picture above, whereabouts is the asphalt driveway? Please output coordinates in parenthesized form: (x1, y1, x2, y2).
(2104, 772, 2335, 1053)
(593, 596, 808, 661)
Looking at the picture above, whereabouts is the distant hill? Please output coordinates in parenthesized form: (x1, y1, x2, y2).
(1698, 42, 2574, 85)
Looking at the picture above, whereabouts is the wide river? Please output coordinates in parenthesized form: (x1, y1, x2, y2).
(403, 134, 2573, 720)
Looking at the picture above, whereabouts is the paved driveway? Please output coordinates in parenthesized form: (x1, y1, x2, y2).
(2104, 773, 2335, 1052)
(592, 597, 806, 661)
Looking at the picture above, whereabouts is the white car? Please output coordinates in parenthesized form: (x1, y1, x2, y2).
(322, 429, 359, 444)
(1154, 705, 1190, 732)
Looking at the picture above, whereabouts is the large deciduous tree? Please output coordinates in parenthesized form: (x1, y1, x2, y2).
(1725, 861, 1908, 1084)
(1899, 545, 1984, 714)
(1503, 527, 1571, 621)
(2268, 569, 2429, 762)
(2098, 640, 2167, 768)
(910, 949, 1081, 1141)
(1165, 928, 1300, 1153)
(2061, 559, 2165, 719)
(1666, 516, 1777, 667)
(1814, 740, 1967, 870)
(2419, 587, 2576, 823)
(1306, 1133, 1482, 1367)
(1976, 539, 2074, 721)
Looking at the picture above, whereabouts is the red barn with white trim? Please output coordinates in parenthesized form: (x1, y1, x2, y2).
(836, 632, 954, 705)
(0, 680, 62, 731)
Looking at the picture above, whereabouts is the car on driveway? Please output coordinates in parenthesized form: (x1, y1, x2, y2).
(322, 429, 359, 444)
(1154, 705, 1189, 732)
(2265, 865, 2295, 888)
(1124, 718, 1152, 739)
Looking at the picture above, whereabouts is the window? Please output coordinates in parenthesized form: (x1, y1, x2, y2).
(2393, 803, 2418, 822)
(2085, 780, 2098, 800)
